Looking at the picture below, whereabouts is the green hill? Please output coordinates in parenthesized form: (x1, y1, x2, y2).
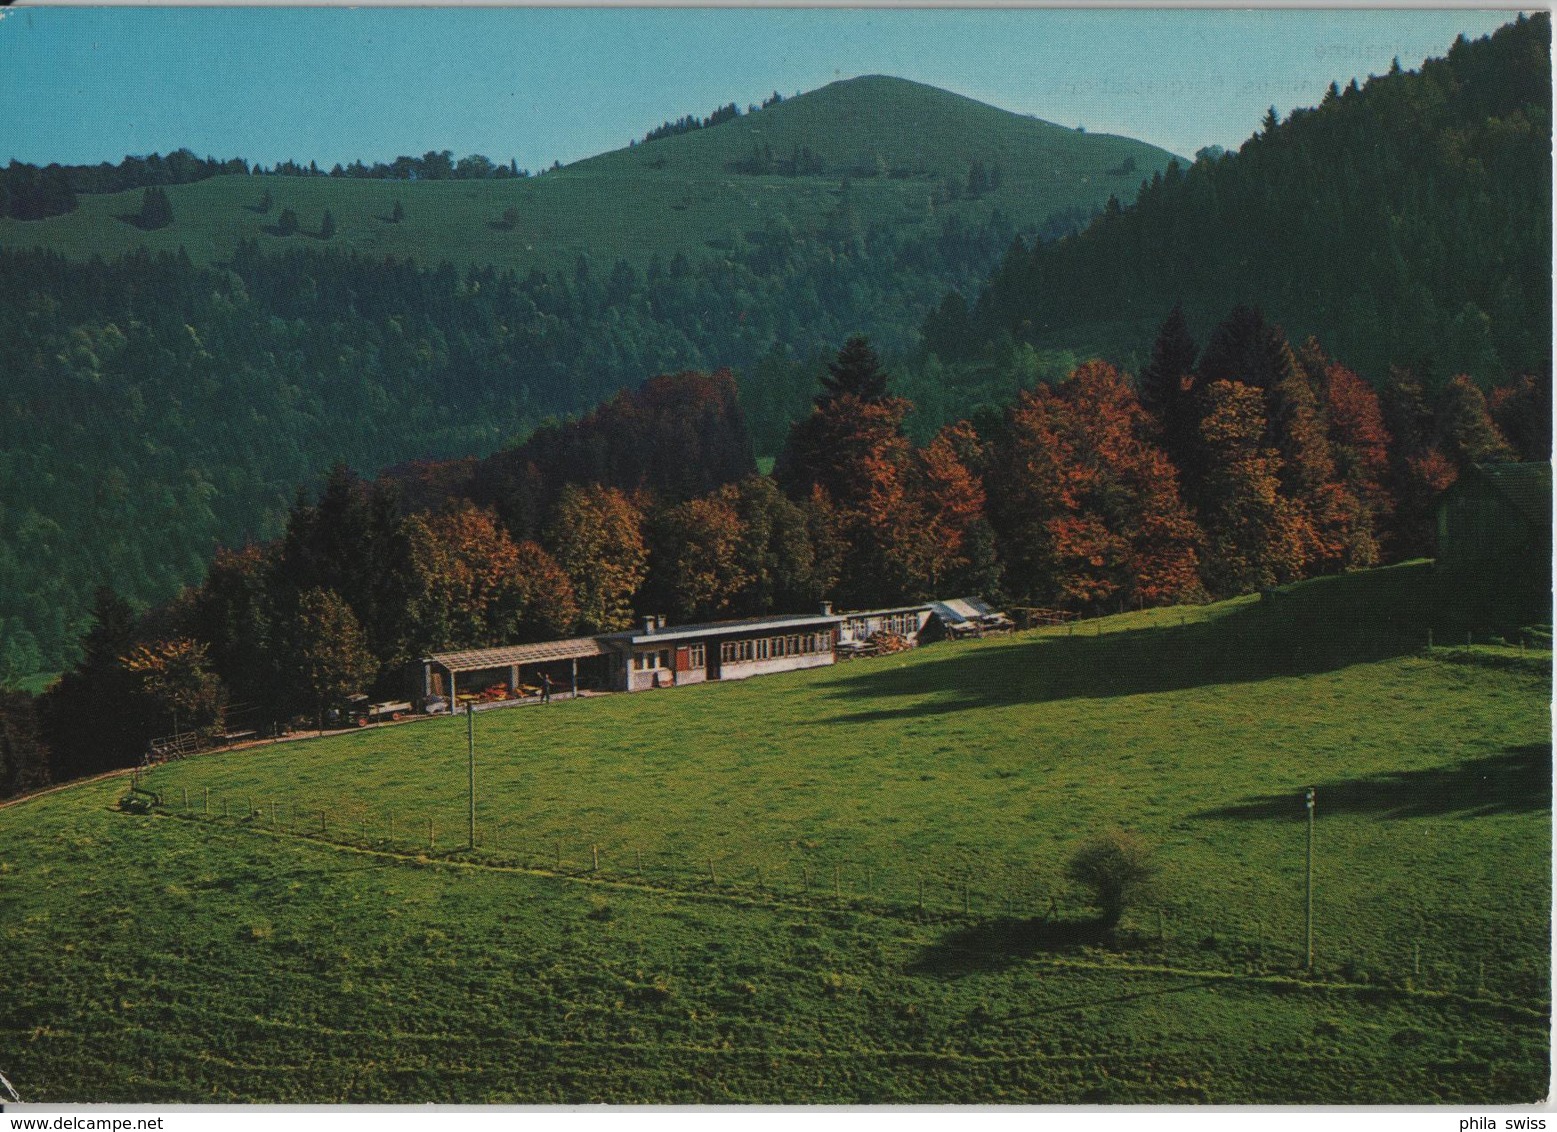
(1, 567, 1548, 1101)
(0, 76, 1178, 276)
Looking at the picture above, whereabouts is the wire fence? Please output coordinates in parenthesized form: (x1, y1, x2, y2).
(125, 776, 1543, 1011)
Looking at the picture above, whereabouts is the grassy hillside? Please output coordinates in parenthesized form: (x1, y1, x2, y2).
(1, 565, 1548, 1102)
(0, 77, 1178, 277)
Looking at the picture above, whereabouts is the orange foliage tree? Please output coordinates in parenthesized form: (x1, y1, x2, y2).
(990, 360, 1202, 610)
(122, 636, 226, 742)
(544, 485, 648, 633)
(778, 392, 989, 605)
(1193, 379, 1309, 595)
(408, 502, 579, 649)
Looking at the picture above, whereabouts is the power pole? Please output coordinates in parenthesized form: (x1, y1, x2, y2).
(1304, 787, 1315, 971)
(467, 704, 476, 850)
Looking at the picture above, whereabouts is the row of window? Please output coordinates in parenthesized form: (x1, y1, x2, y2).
(632, 644, 707, 671)
(846, 612, 921, 638)
(720, 631, 833, 665)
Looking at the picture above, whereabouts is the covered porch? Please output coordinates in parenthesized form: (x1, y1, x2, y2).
(417, 638, 610, 713)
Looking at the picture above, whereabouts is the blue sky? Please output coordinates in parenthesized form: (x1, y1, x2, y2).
(0, 7, 1522, 170)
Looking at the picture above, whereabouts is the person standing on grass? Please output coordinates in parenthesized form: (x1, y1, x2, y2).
(541, 672, 552, 703)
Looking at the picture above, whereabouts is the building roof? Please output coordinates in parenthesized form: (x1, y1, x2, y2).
(426, 637, 608, 672)
(839, 604, 932, 619)
(601, 611, 843, 647)
(1466, 462, 1552, 530)
(928, 597, 1000, 624)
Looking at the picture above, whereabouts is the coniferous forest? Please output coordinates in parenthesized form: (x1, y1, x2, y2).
(954, 14, 1550, 385)
(0, 14, 1549, 797)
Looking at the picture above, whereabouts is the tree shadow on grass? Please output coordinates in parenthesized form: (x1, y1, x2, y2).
(908, 915, 1114, 977)
(826, 564, 1445, 723)
(1197, 744, 1550, 822)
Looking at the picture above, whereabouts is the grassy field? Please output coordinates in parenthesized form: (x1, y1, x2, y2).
(0, 77, 1177, 277)
(0, 564, 1548, 1102)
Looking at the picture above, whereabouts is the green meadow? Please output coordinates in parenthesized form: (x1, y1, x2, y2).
(0, 77, 1175, 277)
(1, 564, 1548, 1102)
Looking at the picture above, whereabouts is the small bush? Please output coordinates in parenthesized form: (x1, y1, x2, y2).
(1066, 829, 1159, 931)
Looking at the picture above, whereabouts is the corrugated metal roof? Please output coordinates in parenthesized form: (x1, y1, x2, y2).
(427, 637, 607, 672)
(603, 611, 842, 647)
(928, 597, 996, 624)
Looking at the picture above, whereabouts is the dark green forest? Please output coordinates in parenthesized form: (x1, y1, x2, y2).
(949, 13, 1550, 386)
(0, 206, 1024, 677)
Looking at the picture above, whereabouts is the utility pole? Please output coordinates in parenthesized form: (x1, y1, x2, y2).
(1305, 787, 1316, 971)
(467, 703, 476, 850)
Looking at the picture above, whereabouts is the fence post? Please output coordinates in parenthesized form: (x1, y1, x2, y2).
(183, 786, 190, 811)
(802, 866, 809, 894)
(428, 819, 435, 851)
(223, 798, 230, 821)
(592, 845, 599, 873)
(708, 857, 718, 885)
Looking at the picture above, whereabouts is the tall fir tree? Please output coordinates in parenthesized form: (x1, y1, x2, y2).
(816, 335, 890, 407)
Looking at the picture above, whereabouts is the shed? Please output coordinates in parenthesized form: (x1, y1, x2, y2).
(418, 637, 609, 711)
(925, 596, 1015, 639)
(1436, 462, 1552, 572)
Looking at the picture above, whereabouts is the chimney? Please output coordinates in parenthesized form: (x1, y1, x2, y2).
(641, 615, 656, 634)
(657, 614, 668, 630)
(820, 600, 833, 616)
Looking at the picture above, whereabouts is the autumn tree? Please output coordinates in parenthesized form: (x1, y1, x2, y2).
(1379, 368, 1459, 556)
(717, 475, 822, 616)
(777, 386, 987, 606)
(989, 361, 1201, 610)
(405, 502, 522, 650)
(1488, 370, 1553, 462)
(122, 637, 226, 744)
(288, 588, 375, 730)
(916, 421, 1000, 598)
(1433, 373, 1517, 468)
(1307, 349, 1394, 520)
(645, 494, 752, 622)
(1264, 336, 1375, 572)
(545, 485, 648, 632)
(492, 541, 579, 642)
(1191, 380, 1308, 595)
